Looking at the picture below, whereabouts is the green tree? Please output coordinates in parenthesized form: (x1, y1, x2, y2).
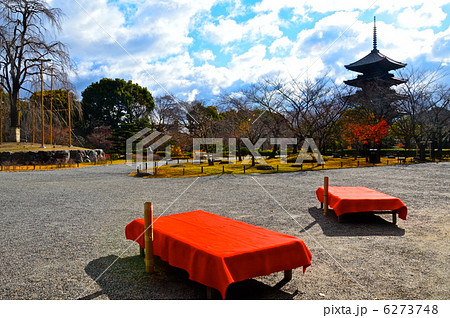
(80, 78, 154, 133)
(186, 101, 221, 139)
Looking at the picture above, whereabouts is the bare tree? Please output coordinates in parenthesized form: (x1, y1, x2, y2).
(395, 65, 450, 160)
(218, 92, 252, 161)
(151, 95, 185, 133)
(244, 79, 291, 158)
(266, 75, 351, 153)
(219, 91, 272, 165)
(0, 0, 72, 142)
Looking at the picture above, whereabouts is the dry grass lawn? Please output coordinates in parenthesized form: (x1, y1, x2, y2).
(0, 142, 88, 152)
(132, 156, 416, 178)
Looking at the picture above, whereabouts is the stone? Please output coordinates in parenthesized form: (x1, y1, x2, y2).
(0, 149, 106, 165)
(136, 171, 152, 177)
(53, 150, 70, 164)
(87, 150, 98, 162)
(22, 151, 38, 165)
(11, 152, 26, 164)
(0, 152, 12, 162)
(93, 149, 106, 161)
(69, 150, 83, 163)
(37, 151, 53, 164)
(256, 165, 275, 170)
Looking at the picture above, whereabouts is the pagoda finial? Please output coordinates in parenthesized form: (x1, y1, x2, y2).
(373, 16, 377, 51)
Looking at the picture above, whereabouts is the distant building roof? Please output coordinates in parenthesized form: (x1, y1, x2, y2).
(344, 70, 407, 88)
(345, 49, 407, 73)
(344, 17, 406, 87)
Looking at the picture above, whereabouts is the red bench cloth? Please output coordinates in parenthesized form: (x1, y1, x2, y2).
(125, 210, 312, 299)
(316, 186, 407, 220)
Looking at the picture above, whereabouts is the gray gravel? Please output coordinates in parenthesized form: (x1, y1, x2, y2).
(0, 162, 448, 300)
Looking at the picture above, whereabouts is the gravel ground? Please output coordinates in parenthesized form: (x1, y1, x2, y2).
(0, 162, 448, 300)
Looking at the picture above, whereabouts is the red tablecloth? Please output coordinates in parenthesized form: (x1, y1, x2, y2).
(316, 186, 407, 220)
(125, 210, 312, 299)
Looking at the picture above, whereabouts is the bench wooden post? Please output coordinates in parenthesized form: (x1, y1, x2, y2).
(324, 176, 329, 216)
(284, 269, 292, 281)
(392, 211, 397, 225)
(206, 287, 213, 300)
(144, 202, 154, 273)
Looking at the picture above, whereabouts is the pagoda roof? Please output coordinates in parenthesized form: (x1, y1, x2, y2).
(345, 49, 407, 73)
(344, 74, 407, 88)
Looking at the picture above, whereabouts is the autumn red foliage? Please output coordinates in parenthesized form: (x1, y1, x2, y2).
(343, 117, 390, 146)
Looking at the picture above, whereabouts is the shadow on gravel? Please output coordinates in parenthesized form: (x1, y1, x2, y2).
(302, 207, 406, 237)
(81, 254, 295, 300)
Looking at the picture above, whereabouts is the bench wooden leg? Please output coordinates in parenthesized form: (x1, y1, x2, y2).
(274, 269, 294, 289)
(284, 269, 292, 281)
(140, 247, 145, 257)
(206, 287, 213, 300)
(320, 203, 323, 209)
(392, 212, 397, 225)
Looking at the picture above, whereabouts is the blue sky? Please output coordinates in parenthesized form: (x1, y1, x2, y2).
(48, 0, 450, 101)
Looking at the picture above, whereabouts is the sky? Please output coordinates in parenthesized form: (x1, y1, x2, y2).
(47, 0, 450, 102)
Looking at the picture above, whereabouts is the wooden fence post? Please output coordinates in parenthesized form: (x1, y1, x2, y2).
(324, 176, 329, 216)
(144, 202, 154, 274)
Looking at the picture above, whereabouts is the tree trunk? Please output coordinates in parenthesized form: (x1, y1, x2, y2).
(10, 127, 20, 143)
(269, 144, 278, 159)
(237, 139, 242, 161)
(404, 136, 412, 149)
(419, 143, 426, 162)
(9, 92, 21, 142)
(437, 133, 443, 160)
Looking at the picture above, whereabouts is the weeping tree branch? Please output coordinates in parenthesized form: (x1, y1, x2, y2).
(0, 0, 74, 142)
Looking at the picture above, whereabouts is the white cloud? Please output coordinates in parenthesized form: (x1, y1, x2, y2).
(376, 22, 436, 62)
(292, 11, 365, 58)
(46, 0, 450, 101)
(195, 64, 235, 95)
(187, 89, 200, 102)
(202, 19, 245, 45)
(269, 36, 293, 55)
(374, 0, 450, 15)
(432, 28, 450, 62)
(194, 50, 216, 62)
(201, 11, 282, 45)
(397, 4, 447, 29)
(230, 44, 267, 78)
(254, 0, 378, 15)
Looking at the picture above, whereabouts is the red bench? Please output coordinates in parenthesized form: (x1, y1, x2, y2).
(316, 177, 407, 224)
(125, 203, 312, 299)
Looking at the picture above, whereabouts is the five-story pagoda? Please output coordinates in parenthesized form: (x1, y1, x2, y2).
(344, 17, 407, 123)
